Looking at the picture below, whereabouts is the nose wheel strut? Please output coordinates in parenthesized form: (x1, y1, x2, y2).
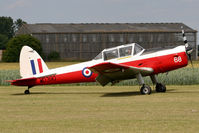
(136, 73, 152, 95)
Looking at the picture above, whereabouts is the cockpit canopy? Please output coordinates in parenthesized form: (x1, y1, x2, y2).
(94, 43, 144, 60)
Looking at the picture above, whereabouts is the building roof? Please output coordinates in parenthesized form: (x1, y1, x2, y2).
(18, 23, 197, 34)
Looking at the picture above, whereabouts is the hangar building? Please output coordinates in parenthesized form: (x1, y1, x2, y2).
(16, 23, 197, 60)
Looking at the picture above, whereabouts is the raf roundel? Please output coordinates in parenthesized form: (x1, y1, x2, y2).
(82, 68, 92, 78)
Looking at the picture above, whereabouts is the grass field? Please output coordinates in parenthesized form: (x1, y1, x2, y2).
(0, 85, 199, 133)
(0, 62, 199, 132)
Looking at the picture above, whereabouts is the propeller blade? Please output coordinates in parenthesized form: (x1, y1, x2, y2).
(181, 26, 192, 52)
(181, 26, 193, 67)
(188, 53, 193, 68)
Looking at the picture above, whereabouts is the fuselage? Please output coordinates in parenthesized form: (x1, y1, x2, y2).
(12, 45, 188, 86)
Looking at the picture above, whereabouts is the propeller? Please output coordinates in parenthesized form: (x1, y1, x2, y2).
(181, 26, 193, 67)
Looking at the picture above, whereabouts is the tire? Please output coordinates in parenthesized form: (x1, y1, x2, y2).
(156, 83, 166, 92)
(24, 90, 30, 94)
(140, 85, 152, 95)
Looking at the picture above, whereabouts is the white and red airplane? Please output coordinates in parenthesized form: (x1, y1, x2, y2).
(9, 28, 193, 95)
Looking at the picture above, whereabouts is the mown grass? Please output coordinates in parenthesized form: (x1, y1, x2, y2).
(0, 85, 199, 133)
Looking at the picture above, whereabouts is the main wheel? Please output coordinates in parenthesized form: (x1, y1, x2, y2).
(24, 90, 30, 94)
(156, 83, 166, 92)
(140, 85, 152, 95)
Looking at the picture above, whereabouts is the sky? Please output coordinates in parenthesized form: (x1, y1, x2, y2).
(0, 0, 198, 42)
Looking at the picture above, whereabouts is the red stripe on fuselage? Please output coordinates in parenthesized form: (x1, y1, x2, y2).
(37, 59, 43, 73)
(12, 51, 188, 86)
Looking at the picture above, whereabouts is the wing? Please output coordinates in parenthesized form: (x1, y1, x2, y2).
(88, 62, 153, 86)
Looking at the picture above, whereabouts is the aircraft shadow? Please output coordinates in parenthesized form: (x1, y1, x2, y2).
(101, 89, 178, 97)
(165, 89, 199, 94)
(11, 91, 141, 97)
(11, 92, 107, 96)
(12, 92, 48, 95)
(101, 91, 141, 97)
(12, 89, 192, 97)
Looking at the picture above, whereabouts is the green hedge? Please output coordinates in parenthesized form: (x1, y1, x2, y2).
(2, 34, 42, 62)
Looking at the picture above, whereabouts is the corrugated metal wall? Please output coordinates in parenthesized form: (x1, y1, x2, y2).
(33, 32, 197, 60)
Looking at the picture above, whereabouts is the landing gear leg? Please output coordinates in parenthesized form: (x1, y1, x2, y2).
(150, 75, 166, 93)
(136, 73, 152, 95)
(24, 86, 32, 94)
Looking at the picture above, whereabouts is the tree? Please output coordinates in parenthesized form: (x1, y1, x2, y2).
(0, 16, 14, 39)
(14, 18, 27, 32)
(2, 34, 42, 62)
(0, 17, 27, 49)
(0, 34, 8, 49)
(0, 16, 14, 49)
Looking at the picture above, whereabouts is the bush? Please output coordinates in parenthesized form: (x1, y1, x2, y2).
(47, 51, 60, 61)
(2, 34, 42, 62)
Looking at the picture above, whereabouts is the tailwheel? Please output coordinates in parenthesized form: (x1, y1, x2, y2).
(24, 86, 32, 94)
(156, 83, 166, 92)
(24, 89, 30, 94)
(140, 84, 152, 95)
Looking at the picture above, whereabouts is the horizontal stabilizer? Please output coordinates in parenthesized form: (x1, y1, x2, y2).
(8, 72, 56, 86)
(8, 77, 37, 86)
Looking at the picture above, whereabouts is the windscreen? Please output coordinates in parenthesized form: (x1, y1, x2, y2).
(104, 49, 119, 60)
(134, 43, 144, 55)
(119, 46, 132, 57)
(94, 52, 102, 60)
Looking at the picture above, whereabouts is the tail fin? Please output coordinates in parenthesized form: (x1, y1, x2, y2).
(20, 46, 48, 78)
